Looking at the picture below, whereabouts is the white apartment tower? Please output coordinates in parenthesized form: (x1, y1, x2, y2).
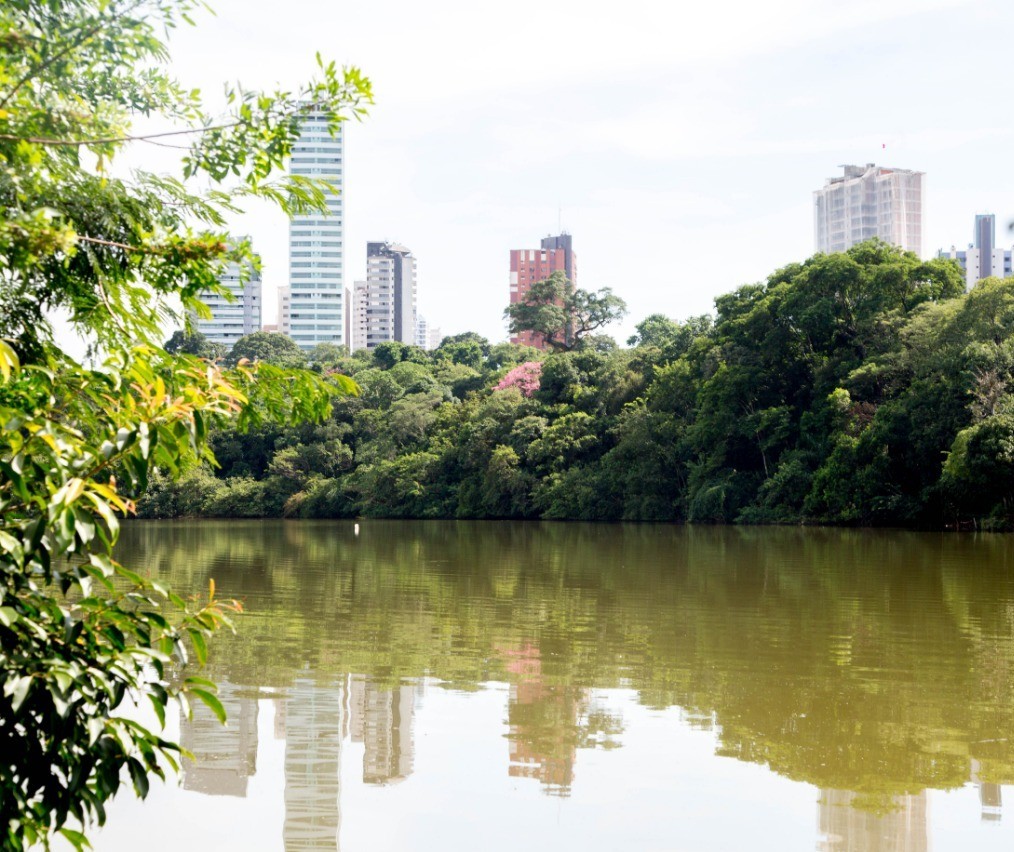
(344, 285, 352, 351)
(277, 285, 291, 335)
(415, 314, 429, 350)
(287, 109, 344, 349)
(413, 316, 442, 351)
(351, 242, 417, 351)
(196, 255, 262, 347)
(351, 279, 369, 352)
(814, 164, 925, 256)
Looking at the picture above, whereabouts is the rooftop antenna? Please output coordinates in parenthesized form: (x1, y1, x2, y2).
(558, 204, 562, 235)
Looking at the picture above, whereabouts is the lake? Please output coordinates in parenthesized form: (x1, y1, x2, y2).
(93, 520, 1014, 850)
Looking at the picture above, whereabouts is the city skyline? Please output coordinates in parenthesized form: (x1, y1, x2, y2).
(155, 0, 1014, 345)
(938, 212, 1014, 289)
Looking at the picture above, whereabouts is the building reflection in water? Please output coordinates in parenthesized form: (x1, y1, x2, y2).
(501, 643, 587, 797)
(180, 679, 258, 798)
(282, 677, 347, 851)
(180, 673, 421, 850)
(980, 783, 1003, 821)
(817, 790, 928, 852)
(970, 758, 1003, 822)
(348, 675, 416, 785)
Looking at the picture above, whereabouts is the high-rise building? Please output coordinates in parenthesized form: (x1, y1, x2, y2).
(414, 314, 427, 349)
(974, 213, 995, 275)
(509, 233, 578, 349)
(937, 213, 1014, 289)
(287, 109, 344, 349)
(814, 164, 924, 256)
(344, 285, 352, 351)
(350, 279, 368, 353)
(195, 255, 262, 347)
(540, 233, 577, 285)
(351, 242, 417, 351)
(415, 314, 436, 350)
(277, 285, 291, 336)
(411, 318, 443, 351)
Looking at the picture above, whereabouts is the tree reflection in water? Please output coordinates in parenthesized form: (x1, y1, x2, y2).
(120, 520, 1014, 848)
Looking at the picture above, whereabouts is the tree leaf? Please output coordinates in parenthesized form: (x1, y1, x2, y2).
(188, 688, 226, 724)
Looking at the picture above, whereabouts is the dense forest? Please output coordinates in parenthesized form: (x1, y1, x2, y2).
(144, 240, 1014, 528)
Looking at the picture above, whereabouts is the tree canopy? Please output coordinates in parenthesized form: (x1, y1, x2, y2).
(226, 331, 307, 368)
(504, 271, 628, 351)
(138, 240, 1014, 531)
(164, 330, 227, 361)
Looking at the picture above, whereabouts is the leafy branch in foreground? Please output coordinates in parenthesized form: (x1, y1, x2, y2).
(0, 0, 369, 847)
(0, 343, 348, 852)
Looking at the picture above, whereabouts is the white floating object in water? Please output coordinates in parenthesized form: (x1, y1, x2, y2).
(354, 523, 360, 536)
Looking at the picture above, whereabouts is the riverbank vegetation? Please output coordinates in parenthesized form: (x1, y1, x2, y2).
(147, 240, 1014, 529)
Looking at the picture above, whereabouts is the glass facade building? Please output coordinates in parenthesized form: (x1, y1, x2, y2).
(288, 110, 345, 349)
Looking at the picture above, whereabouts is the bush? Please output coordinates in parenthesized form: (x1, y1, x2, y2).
(203, 477, 269, 518)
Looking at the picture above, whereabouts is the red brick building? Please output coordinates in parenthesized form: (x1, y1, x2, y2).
(509, 233, 577, 349)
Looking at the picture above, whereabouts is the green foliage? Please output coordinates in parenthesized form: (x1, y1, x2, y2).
(202, 476, 269, 518)
(226, 331, 307, 368)
(164, 330, 227, 361)
(0, 0, 368, 844)
(306, 342, 348, 370)
(503, 270, 628, 351)
(0, 349, 253, 847)
(434, 333, 489, 370)
(135, 246, 1014, 531)
(353, 452, 441, 518)
(370, 341, 428, 370)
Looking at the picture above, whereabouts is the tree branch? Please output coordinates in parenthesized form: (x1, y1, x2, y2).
(0, 99, 333, 148)
(77, 235, 142, 252)
(0, 0, 149, 110)
(0, 118, 246, 147)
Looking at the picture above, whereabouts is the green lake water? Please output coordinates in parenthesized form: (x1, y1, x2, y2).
(93, 520, 1014, 850)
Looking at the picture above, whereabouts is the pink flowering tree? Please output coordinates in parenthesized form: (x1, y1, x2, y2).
(495, 361, 542, 397)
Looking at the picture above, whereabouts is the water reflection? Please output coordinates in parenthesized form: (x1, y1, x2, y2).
(180, 680, 258, 797)
(972, 759, 1004, 821)
(282, 678, 344, 851)
(817, 789, 927, 852)
(348, 675, 415, 785)
(113, 521, 1014, 849)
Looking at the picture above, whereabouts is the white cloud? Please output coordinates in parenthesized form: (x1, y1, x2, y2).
(168, 0, 972, 103)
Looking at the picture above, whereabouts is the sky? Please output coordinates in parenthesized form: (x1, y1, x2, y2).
(154, 0, 1014, 344)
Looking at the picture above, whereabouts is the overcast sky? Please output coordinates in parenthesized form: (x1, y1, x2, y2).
(158, 0, 1014, 343)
